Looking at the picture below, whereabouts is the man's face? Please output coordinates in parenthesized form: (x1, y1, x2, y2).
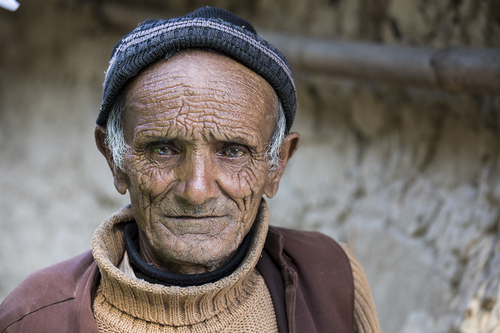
(114, 50, 284, 273)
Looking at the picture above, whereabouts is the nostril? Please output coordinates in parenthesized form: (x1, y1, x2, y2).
(174, 173, 219, 206)
(173, 152, 219, 205)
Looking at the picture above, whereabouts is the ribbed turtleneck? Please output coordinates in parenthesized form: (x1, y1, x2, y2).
(91, 200, 278, 333)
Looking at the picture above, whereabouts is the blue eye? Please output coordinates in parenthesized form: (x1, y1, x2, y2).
(223, 147, 244, 158)
(153, 146, 173, 155)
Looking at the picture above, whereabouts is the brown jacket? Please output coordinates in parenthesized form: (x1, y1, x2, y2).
(0, 226, 354, 333)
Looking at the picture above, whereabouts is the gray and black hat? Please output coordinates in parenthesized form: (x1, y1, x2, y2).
(97, 6, 297, 132)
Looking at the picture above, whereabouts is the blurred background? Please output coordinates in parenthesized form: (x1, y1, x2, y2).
(1, 1, 500, 332)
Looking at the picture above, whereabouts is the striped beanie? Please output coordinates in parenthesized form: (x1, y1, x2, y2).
(97, 6, 297, 132)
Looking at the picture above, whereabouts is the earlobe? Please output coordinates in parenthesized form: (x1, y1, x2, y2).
(264, 181, 279, 199)
(113, 170, 129, 195)
(264, 132, 300, 198)
(94, 125, 129, 195)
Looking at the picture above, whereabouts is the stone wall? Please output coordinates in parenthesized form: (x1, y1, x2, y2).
(0, 0, 130, 306)
(1, 1, 500, 332)
(276, 79, 500, 333)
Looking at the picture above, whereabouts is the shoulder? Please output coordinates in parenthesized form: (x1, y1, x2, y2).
(267, 225, 353, 289)
(0, 251, 95, 332)
(269, 225, 339, 245)
(265, 226, 355, 331)
(268, 227, 381, 332)
(268, 225, 347, 260)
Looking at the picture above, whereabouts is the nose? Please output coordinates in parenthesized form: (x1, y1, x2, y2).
(173, 152, 219, 206)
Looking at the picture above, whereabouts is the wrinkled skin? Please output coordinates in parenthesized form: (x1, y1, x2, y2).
(96, 50, 300, 274)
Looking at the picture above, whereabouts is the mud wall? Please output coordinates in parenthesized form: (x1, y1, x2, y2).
(1, 1, 500, 332)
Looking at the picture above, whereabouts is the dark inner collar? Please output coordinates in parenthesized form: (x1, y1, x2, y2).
(123, 222, 253, 287)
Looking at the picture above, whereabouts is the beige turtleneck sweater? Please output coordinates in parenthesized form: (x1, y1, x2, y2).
(91, 202, 380, 333)
(91, 203, 278, 333)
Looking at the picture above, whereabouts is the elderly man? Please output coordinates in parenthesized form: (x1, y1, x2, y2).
(0, 7, 379, 333)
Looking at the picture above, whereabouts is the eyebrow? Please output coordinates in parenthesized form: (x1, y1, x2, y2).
(204, 131, 253, 146)
(133, 129, 173, 144)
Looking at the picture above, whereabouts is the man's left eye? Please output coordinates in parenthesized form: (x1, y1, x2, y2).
(222, 147, 245, 158)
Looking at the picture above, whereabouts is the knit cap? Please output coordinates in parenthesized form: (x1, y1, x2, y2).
(97, 6, 297, 132)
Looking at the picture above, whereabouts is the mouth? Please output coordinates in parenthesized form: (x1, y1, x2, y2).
(167, 215, 224, 220)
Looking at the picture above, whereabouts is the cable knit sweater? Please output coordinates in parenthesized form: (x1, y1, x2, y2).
(91, 202, 278, 332)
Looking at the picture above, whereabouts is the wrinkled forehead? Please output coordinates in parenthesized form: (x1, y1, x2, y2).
(122, 49, 279, 143)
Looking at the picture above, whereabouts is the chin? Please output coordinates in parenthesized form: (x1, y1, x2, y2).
(156, 235, 238, 267)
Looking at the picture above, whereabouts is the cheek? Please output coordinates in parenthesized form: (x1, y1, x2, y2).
(222, 159, 269, 202)
(126, 155, 175, 204)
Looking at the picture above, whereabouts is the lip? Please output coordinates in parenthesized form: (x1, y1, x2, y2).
(167, 215, 224, 220)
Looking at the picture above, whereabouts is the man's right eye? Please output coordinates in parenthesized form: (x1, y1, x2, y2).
(153, 147, 171, 155)
(151, 143, 177, 156)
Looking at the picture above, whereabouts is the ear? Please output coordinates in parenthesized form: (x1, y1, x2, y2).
(264, 132, 300, 198)
(94, 125, 129, 195)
